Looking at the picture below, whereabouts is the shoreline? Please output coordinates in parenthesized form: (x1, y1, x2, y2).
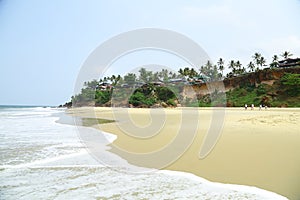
(65, 107, 300, 199)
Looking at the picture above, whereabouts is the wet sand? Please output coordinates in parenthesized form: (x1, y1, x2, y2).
(67, 107, 300, 200)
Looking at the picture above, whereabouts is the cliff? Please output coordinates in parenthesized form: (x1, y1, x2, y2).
(183, 67, 300, 95)
(181, 67, 300, 107)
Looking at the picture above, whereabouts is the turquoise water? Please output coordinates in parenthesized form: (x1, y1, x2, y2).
(0, 105, 54, 109)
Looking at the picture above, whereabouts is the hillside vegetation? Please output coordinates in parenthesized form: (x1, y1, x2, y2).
(62, 51, 300, 108)
(193, 67, 300, 108)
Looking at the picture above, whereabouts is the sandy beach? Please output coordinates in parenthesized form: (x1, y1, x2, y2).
(67, 107, 300, 200)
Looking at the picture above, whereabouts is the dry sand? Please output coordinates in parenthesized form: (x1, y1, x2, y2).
(67, 107, 300, 200)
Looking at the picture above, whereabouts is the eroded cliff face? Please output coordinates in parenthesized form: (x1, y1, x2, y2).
(223, 67, 300, 89)
(182, 67, 300, 101)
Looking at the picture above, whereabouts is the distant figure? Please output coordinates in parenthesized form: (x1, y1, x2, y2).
(251, 104, 254, 110)
(265, 105, 268, 110)
(245, 104, 248, 110)
(259, 104, 262, 110)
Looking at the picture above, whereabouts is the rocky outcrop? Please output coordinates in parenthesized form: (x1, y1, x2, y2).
(223, 67, 300, 89)
(181, 67, 300, 101)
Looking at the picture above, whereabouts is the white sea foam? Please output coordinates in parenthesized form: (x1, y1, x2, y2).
(158, 170, 288, 200)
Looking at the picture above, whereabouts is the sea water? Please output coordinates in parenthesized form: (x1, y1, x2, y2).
(0, 106, 288, 199)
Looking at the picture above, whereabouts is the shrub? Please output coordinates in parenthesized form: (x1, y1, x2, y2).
(128, 91, 156, 107)
(280, 73, 300, 96)
(156, 87, 176, 102)
(95, 90, 111, 105)
(256, 84, 266, 95)
(166, 99, 177, 106)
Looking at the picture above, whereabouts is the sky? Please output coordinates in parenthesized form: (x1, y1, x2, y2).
(1, 0, 300, 106)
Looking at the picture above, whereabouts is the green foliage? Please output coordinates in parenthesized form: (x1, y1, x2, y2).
(239, 82, 256, 92)
(138, 68, 154, 83)
(198, 100, 210, 107)
(200, 61, 220, 81)
(129, 91, 156, 107)
(256, 84, 267, 95)
(65, 51, 300, 108)
(128, 86, 177, 107)
(123, 73, 136, 86)
(178, 67, 199, 78)
(280, 73, 300, 96)
(84, 79, 99, 89)
(166, 99, 177, 106)
(225, 74, 300, 107)
(156, 87, 176, 102)
(72, 88, 95, 105)
(226, 88, 260, 107)
(95, 90, 111, 105)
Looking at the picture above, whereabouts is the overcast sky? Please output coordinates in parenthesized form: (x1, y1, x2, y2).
(1, 0, 300, 106)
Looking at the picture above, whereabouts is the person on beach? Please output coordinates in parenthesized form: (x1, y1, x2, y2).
(251, 104, 254, 110)
(245, 104, 248, 110)
(259, 104, 262, 110)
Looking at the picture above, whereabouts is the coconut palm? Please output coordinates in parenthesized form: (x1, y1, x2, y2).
(272, 55, 278, 62)
(258, 56, 266, 69)
(85, 79, 98, 89)
(252, 53, 266, 70)
(110, 75, 116, 84)
(252, 52, 262, 68)
(217, 58, 224, 76)
(183, 67, 190, 77)
(235, 61, 242, 74)
(228, 60, 236, 75)
(138, 68, 150, 83)
(242, 67, 246, 74)
(178, 68, 184, 76)
(124, 73, 136, 86)
(190, 68, 198, 78)
(270, 55, 279, 68)
(281, 51, 293, 59)
(247, 61, 255, 72)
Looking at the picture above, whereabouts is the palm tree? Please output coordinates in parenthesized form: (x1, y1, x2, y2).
(178, 68, 184, 76)
(281, 51, 293, 59)
(85, 79, 98, 89)
(247, 61, 255, 72)
(212, 65, 219, 80)
(242, 67, 246, 74)
(190, 68, 198, 78)
(258, 56, 266, 69)
(270, 55, 279, 68)
(217, 58, 224, 76)
(110, 75, 116, 83)
(235, 61, 242, 74)
(252, 53, 266, 70)
(112, 75, 121, 86)
(138, 68, 149, 83)
(124, 73, 136, 86)
(183, 67, 190, 77)
(272, 55, 278, 62)
(252, 52, 262, 69)
(228, 60, 236, 75)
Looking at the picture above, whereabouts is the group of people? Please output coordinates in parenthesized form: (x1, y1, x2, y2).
(244, 104, 268, 110)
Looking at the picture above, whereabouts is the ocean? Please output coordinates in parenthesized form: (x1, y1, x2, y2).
(0, 106, 287, 199)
